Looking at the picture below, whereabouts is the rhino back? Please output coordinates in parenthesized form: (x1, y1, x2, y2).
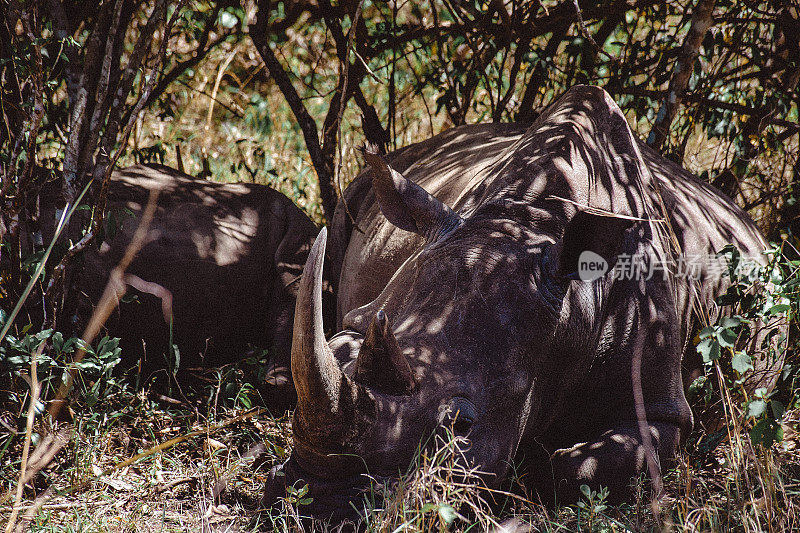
(639, 142, 767, 302)
(335, 121, 767, 332)
(79, 164, 318, 371)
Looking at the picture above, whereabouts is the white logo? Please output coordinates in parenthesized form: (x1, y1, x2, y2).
(578, 250, 608, 281)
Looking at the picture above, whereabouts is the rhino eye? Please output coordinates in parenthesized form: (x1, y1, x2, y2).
(439, 397, 476, 435)
(452, 415, 473, 435)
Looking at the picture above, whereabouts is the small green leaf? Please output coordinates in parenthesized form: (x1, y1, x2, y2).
(718, 327, 737, 348)
(771, 400, 785, 420)
(750, 417, 767, 445)
(782, 363, 794, 381)
(35, 329, 53, 342)
(720, 316, 742, 329)
(731, 352, 753, 374)
(239, 394, 252, 409)
(768, 304, 790, 315)
(747, 399, 767, 419)
(698, 326, 715, 339)
(750, 417, 783, 447)
(697, 338, 720, 363)
(438, 504, 458, 525)
(76, 338, 93, 355)
(52, 331, 64, 352)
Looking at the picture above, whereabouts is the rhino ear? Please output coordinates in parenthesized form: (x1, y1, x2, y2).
(362, 145, 461, 239)
(354, 310, 414, 395)
(552, 211, 635, 281)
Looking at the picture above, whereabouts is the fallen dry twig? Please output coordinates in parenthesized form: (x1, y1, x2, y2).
(153, 476, 199, 495)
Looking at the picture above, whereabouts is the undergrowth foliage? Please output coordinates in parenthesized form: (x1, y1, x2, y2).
(692, 243, 797, 450)
(0, 330, 122, 410)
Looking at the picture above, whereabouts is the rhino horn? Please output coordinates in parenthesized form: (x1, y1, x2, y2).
(363, 144, 461, 240)
(354, 309, 414, 395)
(291, 227, 355, 422)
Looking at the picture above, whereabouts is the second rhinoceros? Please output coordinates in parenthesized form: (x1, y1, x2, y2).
(267, 86, 781, 519)
(75, 164, 321, 406)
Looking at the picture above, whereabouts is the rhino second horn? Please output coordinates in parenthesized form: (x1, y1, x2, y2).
(363, 145, 461, 240)
(354, 310, 414, 395)
(291, 227, 354, 421)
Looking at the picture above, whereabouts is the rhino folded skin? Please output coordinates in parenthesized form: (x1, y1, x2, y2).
(271, 85, 784, 521)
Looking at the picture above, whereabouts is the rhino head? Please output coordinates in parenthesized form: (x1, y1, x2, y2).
(266, 142, 639, 521)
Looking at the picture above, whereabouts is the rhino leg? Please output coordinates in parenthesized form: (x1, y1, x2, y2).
(258, 282, 297, 411)
(545, 421, 682, 504)
(266, 283, 294, 385)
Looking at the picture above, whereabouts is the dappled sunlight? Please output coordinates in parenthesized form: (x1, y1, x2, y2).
(79, 164, 320, 377)
(280, 85, 779, 522)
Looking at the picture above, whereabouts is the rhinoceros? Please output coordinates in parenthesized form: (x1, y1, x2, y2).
(74, 164, 320, 405)
(266, 86, 780, 519)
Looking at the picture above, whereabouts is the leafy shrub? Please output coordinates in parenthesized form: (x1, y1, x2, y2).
(692, 242, 797, 449)
(0, 328, 123, 409)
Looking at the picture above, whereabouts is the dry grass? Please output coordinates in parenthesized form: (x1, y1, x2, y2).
(1, 375, 798, 533)
(0, 380, 290, 532)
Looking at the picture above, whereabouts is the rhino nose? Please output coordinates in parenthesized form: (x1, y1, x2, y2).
(261, 455, 372, 524)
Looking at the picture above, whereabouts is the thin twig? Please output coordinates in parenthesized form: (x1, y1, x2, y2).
(153, 476, 198, 495)
(205, 45, 240, 130)
(5, 340, 45, 533)
(333, 0, 366, 230)
(124, 274, 173, 323)
(48, 189, 160, 421)
(572, 0, 620, 66)
(1, 499, 110, 513)
(546, 195, 663, 222)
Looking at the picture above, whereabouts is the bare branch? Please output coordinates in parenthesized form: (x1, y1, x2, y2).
(125, 2, 234, 125)
(249, 0, 337, 222)
(648, 0, 717, 150)
(318, 0, 389, 151)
